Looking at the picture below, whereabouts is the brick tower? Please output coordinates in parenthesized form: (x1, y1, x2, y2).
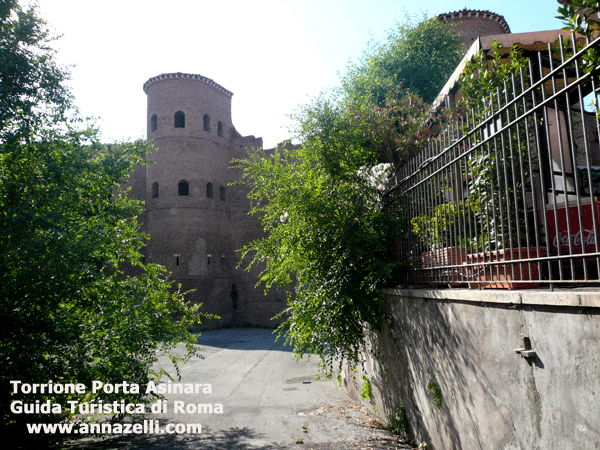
(139, 73, 284, 327)
(438, 9, 511, 48)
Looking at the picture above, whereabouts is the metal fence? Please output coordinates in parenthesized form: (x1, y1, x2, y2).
(384, 34, 600, 288)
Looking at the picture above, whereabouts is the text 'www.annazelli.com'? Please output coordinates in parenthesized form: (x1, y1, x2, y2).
(26, 420, 201, 435)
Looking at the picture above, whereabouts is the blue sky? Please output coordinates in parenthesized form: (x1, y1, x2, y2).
(38, 0, 566, 148)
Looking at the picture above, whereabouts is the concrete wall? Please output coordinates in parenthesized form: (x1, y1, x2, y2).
(342, 288, 600, 449)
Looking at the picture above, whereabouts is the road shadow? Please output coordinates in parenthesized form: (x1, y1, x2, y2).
(196, 328, 293, 353)
(66, 425, 280, 450)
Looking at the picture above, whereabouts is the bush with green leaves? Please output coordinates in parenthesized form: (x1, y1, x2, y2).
(235, 118, 396, 372)
(234, 16, 462, 373)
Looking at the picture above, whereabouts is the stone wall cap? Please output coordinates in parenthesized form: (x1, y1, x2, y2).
(382, 287, 600, 308)
(438, 9, 511, 34)
(143, 72, 233, 97)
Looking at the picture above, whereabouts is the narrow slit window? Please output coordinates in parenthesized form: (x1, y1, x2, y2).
(220, 186, 226, 201)
(178, 180, 189, 196)
(206, 182, 213, 198)
(151, 181, 159, 199)
(203, 114, 210, 131)
(218, 121, 223, 136)
(151, 114, 158, 132)
(175, 111, 185, 128)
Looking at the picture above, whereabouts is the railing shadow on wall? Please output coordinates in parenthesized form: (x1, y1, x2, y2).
(383, 34, 600, 289)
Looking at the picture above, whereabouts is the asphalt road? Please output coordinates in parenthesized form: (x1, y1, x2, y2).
(67, 328, 409, 449)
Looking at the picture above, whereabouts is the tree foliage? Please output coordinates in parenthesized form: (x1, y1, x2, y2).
(556, 0, 600, 40)
(341, 15, 464, 105)
(556, 0, 600, 75)
(0, 1, 206, 447)
(235, 16, 460, 372)
(236, 100, 398, 372)
(0, 0, 71, 142)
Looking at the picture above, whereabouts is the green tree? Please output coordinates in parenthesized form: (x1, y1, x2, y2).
(235, 16, 458, 372)
(0, 2, 206, 447)
(341, 15, 464, 105)
(0, 0, 71, 142)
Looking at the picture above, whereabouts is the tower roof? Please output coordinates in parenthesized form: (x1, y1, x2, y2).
(438, 9, 511, 35)
(143, 72, 233, 97)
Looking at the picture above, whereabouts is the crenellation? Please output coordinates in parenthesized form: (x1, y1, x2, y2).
(438, 8, 511, 48)
(143, 72, 234, 97)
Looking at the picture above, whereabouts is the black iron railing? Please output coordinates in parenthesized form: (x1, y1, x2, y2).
(384, 34, 600, 288)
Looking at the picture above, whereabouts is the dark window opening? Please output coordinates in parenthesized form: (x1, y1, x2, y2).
(220, 186, 226, 201)
(176, 256, 180, 266)
(151, 181, 159, 199)
(178, 180, 189, 196)
(218, 121, 223, 136)
(206, 182, 213, 198)
(151, 114, 158, 132)
(175, 111, 185, 128)
(203, 114, 210, 131)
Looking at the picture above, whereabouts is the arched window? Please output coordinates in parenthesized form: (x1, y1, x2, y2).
(151, 181, 159, 199)
(206, 182, 213, 198)
(217, 121, 223, 136)
(151, 114, 158, 132)
(219, 186, 226, 201)
(203, 114, 210, 132)
(174, 111, 185, 128)
(178, 180, 189, 196)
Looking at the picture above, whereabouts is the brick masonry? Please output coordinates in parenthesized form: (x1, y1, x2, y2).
(125, 73, 286, 328)
(438, 9, 511, 47)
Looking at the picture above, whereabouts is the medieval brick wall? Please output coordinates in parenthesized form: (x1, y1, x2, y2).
(126, 73, 285, 328)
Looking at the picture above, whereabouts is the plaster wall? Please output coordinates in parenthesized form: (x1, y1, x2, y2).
(343, 289, 600, 449)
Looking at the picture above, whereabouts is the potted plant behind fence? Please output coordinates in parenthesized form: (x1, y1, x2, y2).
(411, 201, 468, 286)
(458, 41, 546, 289)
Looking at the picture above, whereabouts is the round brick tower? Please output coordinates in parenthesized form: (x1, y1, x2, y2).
(438, 9, 511, 48)
(143, 73, 239, 323)
(141, 73, 283, 327)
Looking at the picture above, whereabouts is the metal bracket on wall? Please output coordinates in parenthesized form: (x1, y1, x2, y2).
(514, 336, 537, 359)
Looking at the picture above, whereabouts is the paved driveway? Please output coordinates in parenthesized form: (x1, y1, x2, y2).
(68, 328, 408, 449)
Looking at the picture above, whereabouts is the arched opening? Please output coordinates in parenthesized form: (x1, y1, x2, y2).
(203, 114, 210, 132)
(178, 180, 189, 196)
(174, 111, 185, 128)
(206, 182, 213, 198)
(151, 114, 158, 132)
(151, 181, 159, 198)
